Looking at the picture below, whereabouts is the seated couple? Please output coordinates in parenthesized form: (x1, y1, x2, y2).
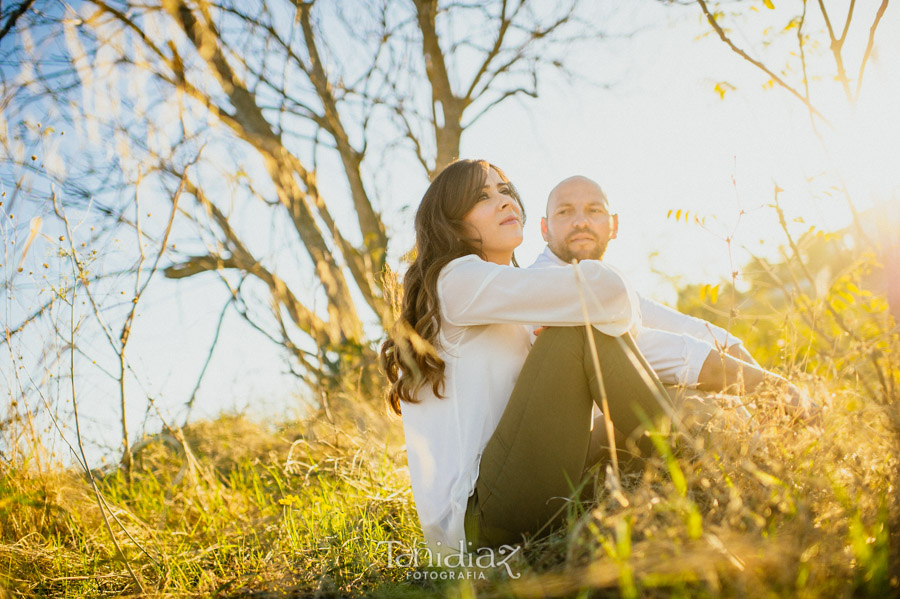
(380, 159, 813, 556)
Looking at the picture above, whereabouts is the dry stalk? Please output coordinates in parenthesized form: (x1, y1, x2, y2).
(51, 189, 147, 593)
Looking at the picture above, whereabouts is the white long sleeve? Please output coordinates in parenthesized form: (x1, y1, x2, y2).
(639, 296, 743, 351)
(439, 255, 639, 334)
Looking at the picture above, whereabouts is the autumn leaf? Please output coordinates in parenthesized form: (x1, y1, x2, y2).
(700, 283, 720, 304)
(763, 0, 775, 9)
(714, 81, 736, 99)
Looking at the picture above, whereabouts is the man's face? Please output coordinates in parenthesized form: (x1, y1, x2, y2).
(541, 179, 618, 263)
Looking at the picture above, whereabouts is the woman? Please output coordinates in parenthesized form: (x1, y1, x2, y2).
(381, 159, 672, 554)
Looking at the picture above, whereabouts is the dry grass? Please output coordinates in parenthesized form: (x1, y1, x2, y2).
(503, 378, 900, 598)
(1, 366, 899, 597)
(1, 411, 421, 597)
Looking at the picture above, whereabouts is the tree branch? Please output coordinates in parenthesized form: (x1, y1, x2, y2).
(296, 1, 388, 271)
(414, 0, 464, 174)
(163, 0, 363, 342)
(462, 0, 519, 103)
(696, 0, 831, 127)
(463, 85, 536, 128)
(467, 5, 575, 105)
(164, 253, 335, 350)
(855, 0, 889, 103)
(816, 0, 854, 103)
(0, 0, 35, 43)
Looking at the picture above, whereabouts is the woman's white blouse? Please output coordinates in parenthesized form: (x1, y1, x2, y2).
(401, 255, 640, 554)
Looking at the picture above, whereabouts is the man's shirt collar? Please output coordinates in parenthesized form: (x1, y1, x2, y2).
(532, 245, 569, 268)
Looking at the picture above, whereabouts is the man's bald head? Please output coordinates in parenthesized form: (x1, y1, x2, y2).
(547, 176, 608, 215)
(541, 175, 618, 263)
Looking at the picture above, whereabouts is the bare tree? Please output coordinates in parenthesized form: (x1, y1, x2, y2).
(2, 0, 597, 401)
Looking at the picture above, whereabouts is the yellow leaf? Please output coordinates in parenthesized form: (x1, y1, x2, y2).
(710, 284, 719, 304)
(714, 81, 735, 99)
(675, 209, 682, 221)
(763, 0, 775, 9)
(667, 209, 673, 219)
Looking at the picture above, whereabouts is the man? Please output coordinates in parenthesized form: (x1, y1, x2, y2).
(531, 176, 811, 423)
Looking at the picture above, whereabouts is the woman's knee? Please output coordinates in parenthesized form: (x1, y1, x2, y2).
(532, 326, 627, 358)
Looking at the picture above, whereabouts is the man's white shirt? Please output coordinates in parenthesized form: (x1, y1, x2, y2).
(529, 246, 744, 386)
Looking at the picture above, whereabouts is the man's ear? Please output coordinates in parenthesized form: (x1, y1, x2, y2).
(540, 217, 549, 242)
(610, 214, 619, 239)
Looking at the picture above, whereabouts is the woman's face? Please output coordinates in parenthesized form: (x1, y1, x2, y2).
(461, 168, 523, 265)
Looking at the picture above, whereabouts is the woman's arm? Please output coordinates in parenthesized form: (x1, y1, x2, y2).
(439, 256, 639, 335)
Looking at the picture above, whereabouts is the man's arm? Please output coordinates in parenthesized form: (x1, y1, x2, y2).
(697, 350, 817, 419)
(726, 343, 760, 367)
(641, 296, 752, 359)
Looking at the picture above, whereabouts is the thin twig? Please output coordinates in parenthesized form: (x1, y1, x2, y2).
(797, 1, 810, 109)
(51, 190, 147, 594)
(695, 0, 831, 127)
(184, 296, 233, 418)
(117, 159, 195, 468)
(816, 0, 855, 103)
(854, 0, 889, 103)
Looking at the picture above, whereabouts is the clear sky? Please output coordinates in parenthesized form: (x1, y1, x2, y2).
(3, 1, 899, 462)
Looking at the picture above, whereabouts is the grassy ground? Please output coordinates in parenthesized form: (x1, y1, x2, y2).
(2, 373, 899, 597)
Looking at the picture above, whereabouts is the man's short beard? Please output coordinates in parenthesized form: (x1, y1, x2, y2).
(548, 238, 608, 263)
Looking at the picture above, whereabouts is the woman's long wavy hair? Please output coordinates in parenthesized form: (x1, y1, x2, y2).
(380, 159, 524, 415)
